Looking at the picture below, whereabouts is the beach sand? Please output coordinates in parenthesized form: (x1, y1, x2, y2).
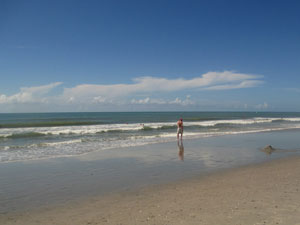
(1, 156, 300, 225)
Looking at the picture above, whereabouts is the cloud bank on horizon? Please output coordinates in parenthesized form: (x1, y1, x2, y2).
(0, 71, 264, 112)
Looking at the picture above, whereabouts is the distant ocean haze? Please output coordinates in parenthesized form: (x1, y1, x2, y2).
(1, 112, 300, 163)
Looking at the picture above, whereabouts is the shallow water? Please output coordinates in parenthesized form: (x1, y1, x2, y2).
(0, 129, 300, 213)
(1, 112, 300, 162)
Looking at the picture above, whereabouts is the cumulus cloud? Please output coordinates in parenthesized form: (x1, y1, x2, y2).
(131, 95, 195, 106)
(62, 71, 263, 102)
(255, 102, 269, 110)
(205, 80, 263, 90)
(92, 96, 108, 103)
(131, 97, 152, 104)
(0, 82, 62, 104)
(0, 71, 264, 112)
(169, 95, 195, 105)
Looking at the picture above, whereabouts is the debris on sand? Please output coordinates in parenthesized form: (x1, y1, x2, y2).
(262, 145, 276, 155)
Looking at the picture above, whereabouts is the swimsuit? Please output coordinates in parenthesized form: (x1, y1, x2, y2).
(177, 127, 183, 134)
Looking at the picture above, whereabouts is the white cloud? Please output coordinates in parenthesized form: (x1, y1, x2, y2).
(169, 96, 195, 106)
(255, 102, 269, 110)
(131, 97, 167, 105)
(92, 96, 107, 103)
(62, 71, 263, 101)
(169, 98, 182, 104)
(131, 95, 195, 106)
(0, 71, 264, 112)
(131, 97, 152, 104)
(205, 80, 263, 90)
(0, 82, 62, 104)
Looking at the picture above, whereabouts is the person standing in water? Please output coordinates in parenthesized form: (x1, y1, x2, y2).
(177, 118, 183, 140)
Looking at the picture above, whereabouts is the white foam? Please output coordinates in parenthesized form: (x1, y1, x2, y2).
(1, 117, 300, 138)
(2, 125, 300, 163)
(1, 117, 300, 163)
(39, 139, 83, 147)
(282, 118, 300, 122)
(0, 146, 10, 151)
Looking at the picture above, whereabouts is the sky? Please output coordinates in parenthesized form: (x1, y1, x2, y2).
(0, 0, 299, 112)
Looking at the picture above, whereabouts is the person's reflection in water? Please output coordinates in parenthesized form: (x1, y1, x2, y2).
(177, 140, 184, 161)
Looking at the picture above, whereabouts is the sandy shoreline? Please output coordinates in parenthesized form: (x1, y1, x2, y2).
(1, 155, 300, 225)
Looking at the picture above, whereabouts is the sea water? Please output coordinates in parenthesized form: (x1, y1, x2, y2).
(1, 112, 300, 163)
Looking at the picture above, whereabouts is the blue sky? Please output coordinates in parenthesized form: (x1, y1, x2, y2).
(0, 0, 299, 112)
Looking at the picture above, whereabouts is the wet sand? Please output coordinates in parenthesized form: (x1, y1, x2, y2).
(1, 156, 300, 225)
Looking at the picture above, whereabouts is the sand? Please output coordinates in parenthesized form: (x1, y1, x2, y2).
(1, 156, 300, 225)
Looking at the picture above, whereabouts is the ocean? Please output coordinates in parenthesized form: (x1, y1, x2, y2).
(1, 112, 300, 163)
